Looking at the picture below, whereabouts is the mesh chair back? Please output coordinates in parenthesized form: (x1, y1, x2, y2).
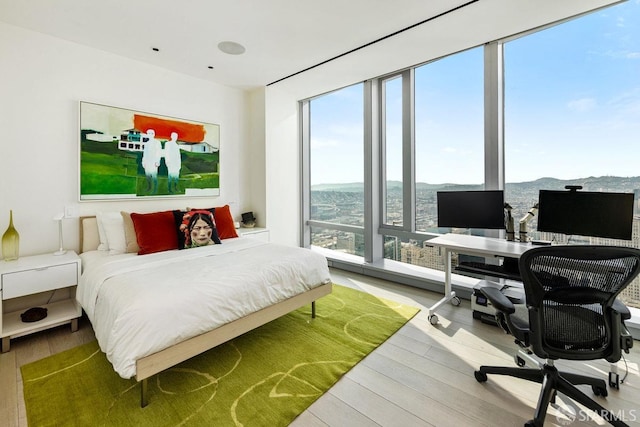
(519, 245, 640, 361)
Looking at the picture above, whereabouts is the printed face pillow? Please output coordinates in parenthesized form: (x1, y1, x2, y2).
(174, 209, 221, 249)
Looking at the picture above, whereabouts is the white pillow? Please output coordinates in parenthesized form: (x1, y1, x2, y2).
(96, 211, 126, 254)
(96, 212, 110, 251)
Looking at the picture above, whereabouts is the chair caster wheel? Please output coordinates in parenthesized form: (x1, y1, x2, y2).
(592, 385, 608, 397)
(514, 355, 526, 367)
(451, 296, 461, 306)
(428, 314, 439, 325)
(474, 370, 487, 383)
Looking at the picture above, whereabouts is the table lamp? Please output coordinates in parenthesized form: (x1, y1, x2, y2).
(53, 213, 66, 256)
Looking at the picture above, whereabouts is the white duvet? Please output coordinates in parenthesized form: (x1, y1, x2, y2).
(77, 238, 331, 379)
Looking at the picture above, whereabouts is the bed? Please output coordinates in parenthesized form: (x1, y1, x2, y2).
(77, 213, 332, 407)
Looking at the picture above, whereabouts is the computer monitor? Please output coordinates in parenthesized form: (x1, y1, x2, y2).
(437, 190, 505, 229)
(537, 189, 634, 240)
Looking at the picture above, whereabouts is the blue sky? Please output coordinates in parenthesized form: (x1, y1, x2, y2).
(310, 0, 639, 186)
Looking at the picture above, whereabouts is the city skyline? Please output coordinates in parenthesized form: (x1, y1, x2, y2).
(310, 175, 640, 307)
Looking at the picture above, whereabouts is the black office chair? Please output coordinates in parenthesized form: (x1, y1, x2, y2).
(474, 245, 640, 427)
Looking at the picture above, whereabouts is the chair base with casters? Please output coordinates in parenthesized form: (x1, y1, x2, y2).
(474, 359, 628, 427)
(512, 346, 632, 391)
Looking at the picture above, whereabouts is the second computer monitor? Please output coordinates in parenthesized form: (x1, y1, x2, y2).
(437, 190, 505, 229)
(537, 189, 634, 240)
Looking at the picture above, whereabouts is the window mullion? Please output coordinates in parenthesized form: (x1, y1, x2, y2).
(299, 100, 311, 247)
(365, 80, 383, 263)
(402, 69, 416, 232)
(483, 42, 504, 192)
(380, 79, 388, 228)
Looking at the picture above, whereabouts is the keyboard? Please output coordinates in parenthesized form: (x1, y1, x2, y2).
(456, 261, 522, 281)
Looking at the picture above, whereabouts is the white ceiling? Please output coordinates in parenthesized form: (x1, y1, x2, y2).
(0, 0, 621, 90)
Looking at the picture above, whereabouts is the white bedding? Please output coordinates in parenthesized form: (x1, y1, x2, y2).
(77, 238, 331, 379)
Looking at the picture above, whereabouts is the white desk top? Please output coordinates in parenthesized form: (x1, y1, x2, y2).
(428, 233, 532, 259)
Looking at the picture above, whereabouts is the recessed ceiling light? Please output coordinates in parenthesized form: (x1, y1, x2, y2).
(217, 41, 245, 55)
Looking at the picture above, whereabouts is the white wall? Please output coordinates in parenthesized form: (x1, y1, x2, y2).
(0, 22, 254, 257)
(246, 88, 267, 227)
(264, 86, 301, 245)
(264, 0, 620, 246)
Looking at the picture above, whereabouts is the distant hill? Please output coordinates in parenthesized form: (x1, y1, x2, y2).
(310, 181, 483, 192)
(312, 176, 640, 193)
(505, 176, 640, 193)
(310, 182, 365, 192)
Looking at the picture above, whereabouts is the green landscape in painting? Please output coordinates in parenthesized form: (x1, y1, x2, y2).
(80, 136, 219, 198)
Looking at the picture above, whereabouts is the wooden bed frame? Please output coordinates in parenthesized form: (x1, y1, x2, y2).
(79, 216, 332, 407)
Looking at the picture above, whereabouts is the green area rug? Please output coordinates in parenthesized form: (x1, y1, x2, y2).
(22, 285, 419, 427)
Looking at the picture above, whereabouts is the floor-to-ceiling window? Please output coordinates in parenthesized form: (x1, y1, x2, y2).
(307, 83, 365, 256)
(504, 0, 640, 306)
(414, 48, 484, 231)
(382, 75, 404, 228)
(301, 1, 640, 307)
(381, 48, 485, 268)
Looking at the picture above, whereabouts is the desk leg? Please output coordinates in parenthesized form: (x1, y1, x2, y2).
(428, 248, 460, 325)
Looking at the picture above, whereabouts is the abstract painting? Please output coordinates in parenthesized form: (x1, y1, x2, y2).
(79, 101, 220, 200)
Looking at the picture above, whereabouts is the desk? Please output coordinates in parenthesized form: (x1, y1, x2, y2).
(427, 233, 532, 325)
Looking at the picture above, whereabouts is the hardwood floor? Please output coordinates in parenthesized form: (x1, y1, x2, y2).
(2, 267, 640, 426)
(1, 314, 96, 427)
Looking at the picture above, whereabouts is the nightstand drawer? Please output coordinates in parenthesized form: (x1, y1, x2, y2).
(238, 227, 270, 242)
(2, 262, 78, 300)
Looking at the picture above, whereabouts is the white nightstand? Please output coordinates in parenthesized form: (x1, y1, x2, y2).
(0, 251, 82, 352)
(238, 227, 270, 242)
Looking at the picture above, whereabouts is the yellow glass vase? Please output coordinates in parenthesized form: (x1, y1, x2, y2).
(2, 210, 19, 261)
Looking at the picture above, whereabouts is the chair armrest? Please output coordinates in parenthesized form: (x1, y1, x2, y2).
(613, 298, 631, 321)
(611, 300, 633, 352)
(478, 286, 516, 315)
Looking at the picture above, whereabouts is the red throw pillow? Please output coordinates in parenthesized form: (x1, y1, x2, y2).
(213, 205, 238, 239)
(130, 210, 179, 255)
